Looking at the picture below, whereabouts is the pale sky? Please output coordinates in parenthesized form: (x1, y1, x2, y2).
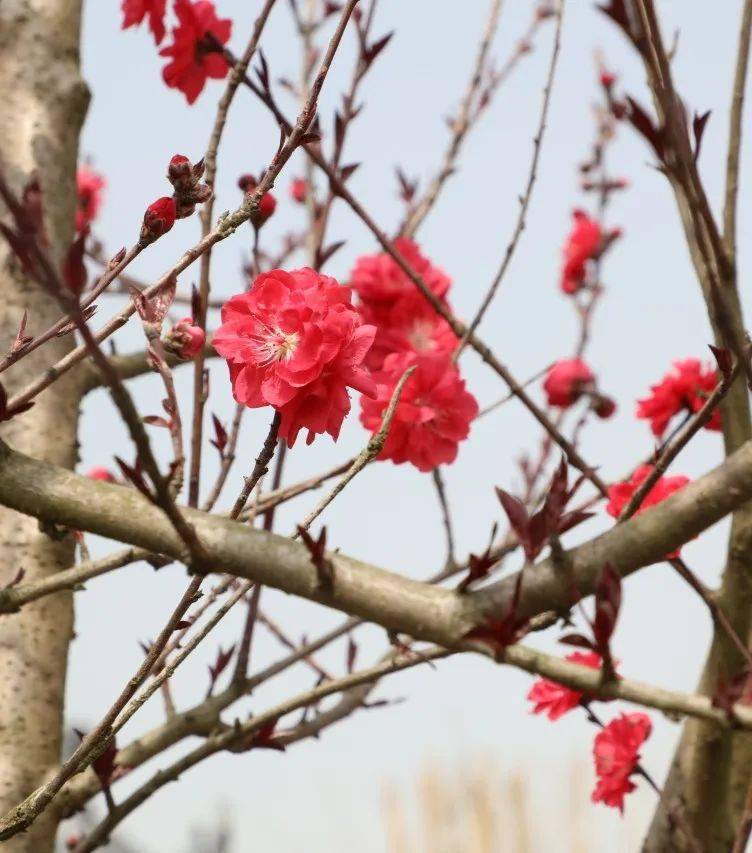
(62, 1, 752, 850)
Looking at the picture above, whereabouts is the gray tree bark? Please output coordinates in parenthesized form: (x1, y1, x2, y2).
(0, 2, 88, 850)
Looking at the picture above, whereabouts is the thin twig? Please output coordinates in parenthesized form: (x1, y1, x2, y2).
(454, 0, 564, 356)
(297, 366, 414, 533)
(723, 0, 752, 255)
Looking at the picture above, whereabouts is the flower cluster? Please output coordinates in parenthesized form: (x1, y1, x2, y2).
(528, 657, 652, 812)
(606, 464, 689, 521)
(606, 464, 690, 556)
(140, 153, 211, 244)
(542, 358, 615, 418)
(360, 351, 478, 473)
(559, 209, 621, 295)
(213, 268, 376, 446)
(592, 713, 652, 812)
(121, 0, 232, 104)
(350, 239, 477, 471)
(527, 651, 605, 720)
(75, 166, 105, 233)
(637, 358, 722, 437)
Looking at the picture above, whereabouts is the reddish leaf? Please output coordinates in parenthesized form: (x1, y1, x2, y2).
(62, 229, 88, 296)
(693, 110, 711, 162)
(3, 568, 25, 590)
(559, 632, 596, 650)
(298, 526, 334, 591)
(363, 31, 394, 68)
(114, 456, 153, 500)
(74, 729, 118, 791)
(346, 636, 358, 673)
(626, 96, 666, 161)
(709, 344, 733, 383)
(395, 167, 417, 203)
(339, 163, 360, 182)
(143, 415, 171, 429)
(463, 573, 530, 659)
(315, 240, 345, 269)
(251, 720, 286, 752)
(210, 414, 228, 455)
(149, 274, 177, 326)
(495, 487, 531, 556)
(55, 304, 97, 337)
(21, 178, 47, 246)
(0, 222, 36, 274)
(712, 666, 752, 717)
(593, 563, 621, 674)
(10, 310, 33, 356)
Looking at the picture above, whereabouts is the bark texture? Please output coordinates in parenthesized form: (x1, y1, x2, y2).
(0, 2, 88, 851)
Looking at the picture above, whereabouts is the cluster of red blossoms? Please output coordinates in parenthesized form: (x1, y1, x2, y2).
(527, 653, 652, 812)
(213, 268, 377, 447)
(121, 0, 232, 104)
(350, 239, 478, 472)
(213, 240, 477, 468)
(637, 358, 722, 437)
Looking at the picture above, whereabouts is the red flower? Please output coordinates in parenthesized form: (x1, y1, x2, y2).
(358, 292, 457, 371)
(160, 0, 232, 104)
(213, 268, 376, 446)
(349, 238, 451, 306)
(75, 166, 105, 233)
(165, 317, 206, 359)
(637, 358, 722, 437)
(560, 210, 602, 294)
(527, 652, 604, 720)
(238, 174, 277, 227)
(592, 712, 652, 812)
(359, 351, 478, 472)
(543, 359, 595, 407)
(121, 0, 167, 44)
(87, 466, 116, 483)
(606, 465, 690, 555)
(290, 178, 309, 204)
(140, 197, 177, 243)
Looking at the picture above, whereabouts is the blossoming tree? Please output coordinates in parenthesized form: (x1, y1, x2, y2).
(1, 1, 752, 851)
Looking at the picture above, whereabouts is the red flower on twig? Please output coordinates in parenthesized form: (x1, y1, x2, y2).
(636, 358, 722, 437)
(160, 0, 232, 104)
(214, 268, 376, 446)
(592, 712, 652, 812)
(527, 651, 606, 720)
(359, 351, 477, 472)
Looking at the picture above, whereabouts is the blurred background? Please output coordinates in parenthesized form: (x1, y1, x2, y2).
(61, 0, 752, 849)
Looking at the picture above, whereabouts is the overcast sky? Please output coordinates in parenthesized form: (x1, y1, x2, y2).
(62, 1, 752, 850)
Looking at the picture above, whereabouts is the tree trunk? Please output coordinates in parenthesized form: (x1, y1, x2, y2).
(0, 2, 88, 850)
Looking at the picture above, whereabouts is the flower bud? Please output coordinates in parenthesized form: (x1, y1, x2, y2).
(140, 197, 176, 244)
(164, 317, 206, 360)
(238, 173, 277, 228)
(167, 154, 193, 191)
(592, 394, 617, 419)
(290, 178, 309, 204)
